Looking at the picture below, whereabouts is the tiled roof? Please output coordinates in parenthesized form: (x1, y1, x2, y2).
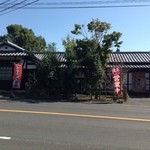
(2, 41, 148, 67)
(33, 51, 150, 68)
(107, 52, 150, 68)
(0, 48, 150, 68)
(109, 52, 150, 63)
(0, 52, 28, 56)
(33, 53, 45, 60)
(56, 52, 66, 62)
(33, 52, 66, 62)
(108, 64, 150, 69)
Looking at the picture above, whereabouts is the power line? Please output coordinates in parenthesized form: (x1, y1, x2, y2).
(0, 0, 28, 13)
(0, 0, 150, 16)
(0, 0, 10, 5)
(3, 0, 150, 6)
(0, 0, 39, 16)
(2, 0, 150, 5)
(14, 4, 150, 9)
(32, 0, 150, 6)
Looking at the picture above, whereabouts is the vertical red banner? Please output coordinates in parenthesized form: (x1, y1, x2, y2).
(12, 63, 23, 89)
(112, 67, 122, 95)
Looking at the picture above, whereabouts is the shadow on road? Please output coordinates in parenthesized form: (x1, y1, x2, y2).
(0, 92, 113, 104)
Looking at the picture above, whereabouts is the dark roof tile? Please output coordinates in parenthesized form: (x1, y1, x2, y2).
(108, 52, 150, 63)
(0, 52, 28, 56)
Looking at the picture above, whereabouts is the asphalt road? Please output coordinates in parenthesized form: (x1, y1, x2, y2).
(0, 99, 150, 150)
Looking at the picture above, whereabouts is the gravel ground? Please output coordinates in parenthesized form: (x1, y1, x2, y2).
(1, 93, 150, 106)
(125, 97, 150, 106)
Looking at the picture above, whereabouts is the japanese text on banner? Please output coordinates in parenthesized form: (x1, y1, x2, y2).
(112, 68, 122, 95)
(12, 63, 23, 89)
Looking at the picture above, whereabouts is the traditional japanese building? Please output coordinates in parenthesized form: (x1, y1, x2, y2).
(107, 52, 150, 94)
(0, 40, 150, 94)
(0, 41, 36, 90)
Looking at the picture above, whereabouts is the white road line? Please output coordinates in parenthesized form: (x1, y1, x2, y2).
(0, 136, 11, 140)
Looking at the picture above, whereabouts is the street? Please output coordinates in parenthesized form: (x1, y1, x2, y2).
(0, 99, 150, 150)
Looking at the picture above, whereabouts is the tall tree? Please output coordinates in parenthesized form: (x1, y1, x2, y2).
(29, 51, 62, 97)
(46, 42, 57, 52)
(63, 19, 122, 98)
(0, 24, 46, 52)
(63, 36, 78, 96)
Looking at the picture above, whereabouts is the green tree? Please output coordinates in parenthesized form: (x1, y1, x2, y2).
(29, 51, 62, 98)
(63, 19, 122, 99)
(63, 36, 78, 97)
(46, 42, 57, 52)
(0, 24, 46, 52)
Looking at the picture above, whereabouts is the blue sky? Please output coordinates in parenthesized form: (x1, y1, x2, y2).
(1, 0, 150, 52)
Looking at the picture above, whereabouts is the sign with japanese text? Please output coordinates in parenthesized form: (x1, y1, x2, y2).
(112, 67, 122, 95)
(12, 63, 23, 89)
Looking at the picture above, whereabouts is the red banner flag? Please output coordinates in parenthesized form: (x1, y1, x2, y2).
(112, 67, 122, 95)
(12, 63, 23, 89)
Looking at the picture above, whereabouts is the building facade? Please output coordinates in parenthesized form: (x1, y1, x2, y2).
(0, 41, 150, 94)
(0, 41, 36, 90)
(107, 52, 150, 94)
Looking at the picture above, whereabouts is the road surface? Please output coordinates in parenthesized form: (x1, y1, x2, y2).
(0, 99, 150, 149)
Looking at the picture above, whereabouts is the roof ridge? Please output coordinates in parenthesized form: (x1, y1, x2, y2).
(6, 40, 25, 51)
(113, 51, 150, 53)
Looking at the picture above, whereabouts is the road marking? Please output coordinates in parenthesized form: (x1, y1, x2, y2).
(0, 108, 150, 123)
(0, 136, 11, 140)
